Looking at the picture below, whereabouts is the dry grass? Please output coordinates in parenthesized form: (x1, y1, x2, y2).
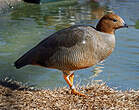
(0, 79, 138, 110)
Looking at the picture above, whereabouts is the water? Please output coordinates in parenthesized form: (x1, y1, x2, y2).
(0, 0, 138, 90)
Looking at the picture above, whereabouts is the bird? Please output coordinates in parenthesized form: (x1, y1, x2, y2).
(14, 13, 128, 96)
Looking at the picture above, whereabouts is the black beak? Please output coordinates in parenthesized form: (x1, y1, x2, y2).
(123, 24, 128, 28)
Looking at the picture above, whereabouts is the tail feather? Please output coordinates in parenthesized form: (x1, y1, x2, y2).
(14, 58, 28, 69)
(14, 48, 36, 69)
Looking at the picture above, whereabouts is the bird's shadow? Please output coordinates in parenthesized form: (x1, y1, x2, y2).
(0, 77, 39, 91)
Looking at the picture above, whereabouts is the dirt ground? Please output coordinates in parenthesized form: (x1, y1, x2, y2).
(0, 79, 138, 110)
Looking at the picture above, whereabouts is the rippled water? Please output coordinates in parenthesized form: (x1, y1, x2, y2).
(0, 0, 138, 90)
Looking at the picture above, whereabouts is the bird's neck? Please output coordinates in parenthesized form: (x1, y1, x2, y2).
(96, 22, 115, 35)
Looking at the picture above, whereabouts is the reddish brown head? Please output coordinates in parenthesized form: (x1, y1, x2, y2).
(96, 13, 128, 34)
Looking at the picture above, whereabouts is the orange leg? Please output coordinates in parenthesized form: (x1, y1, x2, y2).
(63, 72, 86, 96)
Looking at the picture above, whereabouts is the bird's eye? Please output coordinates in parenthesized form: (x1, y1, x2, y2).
(113, 19, 117, 22)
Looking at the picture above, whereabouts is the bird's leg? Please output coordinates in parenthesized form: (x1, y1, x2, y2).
(63, 71, 85, 96)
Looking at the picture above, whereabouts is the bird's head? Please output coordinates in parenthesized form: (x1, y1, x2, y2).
(96, 13, 128, 34)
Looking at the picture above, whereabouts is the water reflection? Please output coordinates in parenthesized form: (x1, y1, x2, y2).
(91, 62, 104, 78)
(135, 20, 139, 29)
(10, 0, 108, 30)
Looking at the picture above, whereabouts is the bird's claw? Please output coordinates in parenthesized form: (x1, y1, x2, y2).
(71, 89, 87, 97)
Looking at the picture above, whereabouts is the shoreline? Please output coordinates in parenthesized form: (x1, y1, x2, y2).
(0, 0, 22, 14)
(0, 79, 138, 109)
(0, 0, 40, 14)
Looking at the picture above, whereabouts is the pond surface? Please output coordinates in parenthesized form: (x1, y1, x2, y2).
(0, 0, 139, 90)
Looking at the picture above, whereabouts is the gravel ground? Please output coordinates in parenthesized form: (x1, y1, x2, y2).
(0, 79, 138, 110)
